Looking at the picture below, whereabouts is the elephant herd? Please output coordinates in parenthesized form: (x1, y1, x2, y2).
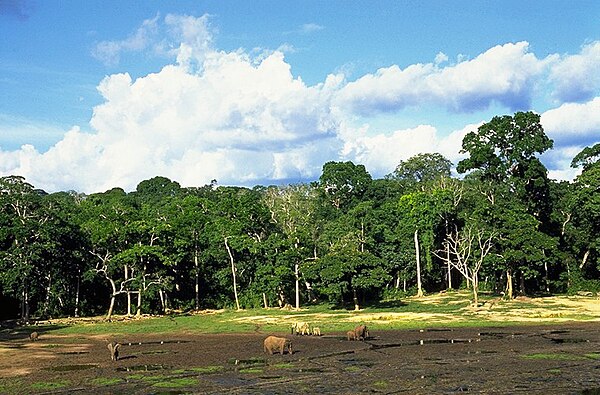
(264, 323, 370, 355)
(27, 324, 369, 360)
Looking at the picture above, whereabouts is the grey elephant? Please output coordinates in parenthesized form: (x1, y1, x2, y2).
(29, 331, 39, 341)
(346, 330, 357, 341)
(263, 336, 293, 355)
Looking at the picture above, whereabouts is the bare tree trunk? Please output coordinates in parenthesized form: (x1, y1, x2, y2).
(136, 289, 142, 317)
(295, 238, 300, 309)
(74, 268, 80, 318)
(106, 295, 116, 321)
(42, 273, 52, 318)
(544, 261, 550, 293)
(472, 274, 479, 306)
(159, 289, 166, 313)
(580, 249, 590, 270)
(295, 262, 300, 309)
(304, 281, 316, 302)
(106, 278, 118, 321)
(224, 237, 241, 310)
(263, 293, 268, 309)
(505, 269, 513, 299)
(353, 288, 360, 311)
(125, 265, 132, 316)
(194, 248, 200, 311)
(127, 292, 132, 316)
(414, 229, 424, 297)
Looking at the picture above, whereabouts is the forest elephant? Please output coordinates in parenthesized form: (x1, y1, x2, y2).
(354, 325, 369, 341)
(291, 322, 310, 336)
(263, 336, 293, 355)
(108, 342, 121, 361)
(312, 327, 321, 336)
(29, 331, 39, 341)
(346, 330, 357, 341)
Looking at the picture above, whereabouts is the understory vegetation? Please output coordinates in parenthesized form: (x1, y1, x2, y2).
(0, 111, 599, 320)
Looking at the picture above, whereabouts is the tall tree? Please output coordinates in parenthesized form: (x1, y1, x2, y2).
(387, 153, 452, 191)
(263, 183, 317, 308)
(319, 161, 372, 211)
(569, 143, 600, 283)
(457, 112, 555, 297)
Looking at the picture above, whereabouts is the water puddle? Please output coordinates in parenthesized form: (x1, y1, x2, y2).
(549, 338, 589, 344)
(124, 340, 189, 346)
(117, 364, 171, 372)
(339, 358, 375, 368)
(44, 364, 98, 372)
(209, 376, 257, 386)
(581, 388, 600, 395)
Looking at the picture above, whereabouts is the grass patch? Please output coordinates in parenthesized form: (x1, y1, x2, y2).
(272, 362, 294, 369)
(584, 353, 600, 360)
(152, 377, 198, 388)
(92, 377, 123, 386)
(38, 292, 600, 337)
(0, 378, 23, 395)
(41, 343, 61, 348)
(523, 353, 586, 361)
(30, 380, 70, 390)
(344, 366, 361, 372)
(548, 369, 561, 374)
(190, 365, 224, 373)
(239, 367, 264, 374)
(373, 380, 389, 389)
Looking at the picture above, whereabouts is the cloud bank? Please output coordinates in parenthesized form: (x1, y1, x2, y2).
(1, 14, 600, 193)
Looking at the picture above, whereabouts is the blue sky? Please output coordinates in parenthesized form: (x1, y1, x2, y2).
(1, 1, 599, 193)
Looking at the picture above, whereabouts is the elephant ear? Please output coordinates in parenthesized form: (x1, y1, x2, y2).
(114, 343, 120, 351)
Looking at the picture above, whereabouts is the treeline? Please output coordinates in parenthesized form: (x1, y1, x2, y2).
(1, 111, 599, 320)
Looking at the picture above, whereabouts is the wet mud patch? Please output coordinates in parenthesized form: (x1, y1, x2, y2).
(2, 323, 600, 394)
(43, 364, 97, 372)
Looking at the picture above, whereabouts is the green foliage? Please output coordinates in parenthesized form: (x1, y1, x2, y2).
(0, 121, 598, 317)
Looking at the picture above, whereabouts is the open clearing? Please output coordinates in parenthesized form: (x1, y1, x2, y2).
(1, 294, 600, 394)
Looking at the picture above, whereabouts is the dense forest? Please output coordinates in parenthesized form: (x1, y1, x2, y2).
(1, 111, 599, 320)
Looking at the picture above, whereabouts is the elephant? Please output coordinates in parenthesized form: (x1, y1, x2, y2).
(264, 336, 293, 355)
(29, 332, 39, 342)
(107, 342, 121, 361)
(291, 322, 310, 336)
(354, 325, 369, 341)
(312, 327, 321, 336)
(347, 330, 357, 341)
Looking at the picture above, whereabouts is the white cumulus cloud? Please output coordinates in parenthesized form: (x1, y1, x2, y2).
(336, 42, 548, 114)
(2, 15, 600, 193)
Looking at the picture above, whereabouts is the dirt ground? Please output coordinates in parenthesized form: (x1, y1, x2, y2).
(1, 322, 600, 394)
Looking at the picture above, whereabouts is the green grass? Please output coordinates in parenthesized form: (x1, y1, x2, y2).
(39, 292, 600, 336)
(30, 380, 71, 390)
(152, 377, 198, 388)
(0, 378, 23, 395)
(373, 380, 389, 389)
(272, 363, 294, 369)
(239, 367, 264, 374)
(523, 353, 587, 361)
(190, 365, 224, 373)
(92, 377, 123, 386)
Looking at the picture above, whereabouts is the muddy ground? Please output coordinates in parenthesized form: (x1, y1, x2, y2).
(1, 322, 600, 394)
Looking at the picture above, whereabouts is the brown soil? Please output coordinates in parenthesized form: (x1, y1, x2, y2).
(1, 322, 600, 394)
